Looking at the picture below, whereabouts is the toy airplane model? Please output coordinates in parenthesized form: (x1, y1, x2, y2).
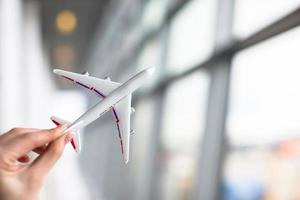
(51, 67, 155, 163)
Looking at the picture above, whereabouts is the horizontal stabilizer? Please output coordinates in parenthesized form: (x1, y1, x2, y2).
(50, 116, 81, 153)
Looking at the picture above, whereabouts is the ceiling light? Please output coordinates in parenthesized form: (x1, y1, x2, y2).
(56, 10, 77, 34)
(53, 44, 75, 68)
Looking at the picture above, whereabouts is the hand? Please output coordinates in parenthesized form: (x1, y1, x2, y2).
(0, 125, 72, 200)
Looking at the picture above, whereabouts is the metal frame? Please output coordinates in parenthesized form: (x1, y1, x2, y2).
(144, 6, 300, 96)
(192, 0, 234, 199)
(143, 24, 170, 200)
(86, 0, 191, 77)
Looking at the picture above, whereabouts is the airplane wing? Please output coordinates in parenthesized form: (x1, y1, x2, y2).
(53, 69, 121, 98)
(50, 116, 81, 153)
(112, 95, 132, 163)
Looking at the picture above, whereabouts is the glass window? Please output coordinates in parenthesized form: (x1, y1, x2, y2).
(132, 97, 157, 167)
(159, 71, 210, 200)
(234, 0, 300, 38)
(141, 0, 167, 33)
(136, 37, 163, 90)
(131, 97, 157, 196)
(224, 27, 300, 200)
(167, 0, 217, 74)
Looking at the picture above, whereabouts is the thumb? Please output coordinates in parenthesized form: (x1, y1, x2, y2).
(27, 133, 72, 180)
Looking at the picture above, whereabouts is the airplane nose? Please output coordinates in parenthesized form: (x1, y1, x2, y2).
(53, 69, 61, 74)
(146, 67, 155, 75)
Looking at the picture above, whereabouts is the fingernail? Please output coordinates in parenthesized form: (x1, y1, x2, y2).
(64, 133, 73, 144)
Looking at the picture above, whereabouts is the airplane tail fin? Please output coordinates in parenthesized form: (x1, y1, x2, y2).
(50, 116, 81, 153)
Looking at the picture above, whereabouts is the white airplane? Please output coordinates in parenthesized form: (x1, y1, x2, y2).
(51, 67, 155, 163)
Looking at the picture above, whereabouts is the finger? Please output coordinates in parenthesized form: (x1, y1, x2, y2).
(5, 125, 68, 156)
(1, 128, 40, 141)
(28, 133, 72, 178)
(18, 155, 31, 163)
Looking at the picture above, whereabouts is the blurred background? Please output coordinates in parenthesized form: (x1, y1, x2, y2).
(1, 0, 300, 200)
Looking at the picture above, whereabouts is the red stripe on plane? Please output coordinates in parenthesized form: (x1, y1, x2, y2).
(50, 119, 77, 152)
(51, 119, 60, 126)
(70, 138, 77, 150)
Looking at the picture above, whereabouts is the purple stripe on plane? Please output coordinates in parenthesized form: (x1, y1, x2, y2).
(62, 76, 74, 81)
(112, 108, 119, 122)
(93, 88, 106, 98)
(112, 107, 123, 155)
(76, 81, 90, 89)
(116, 122, 124, 155)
